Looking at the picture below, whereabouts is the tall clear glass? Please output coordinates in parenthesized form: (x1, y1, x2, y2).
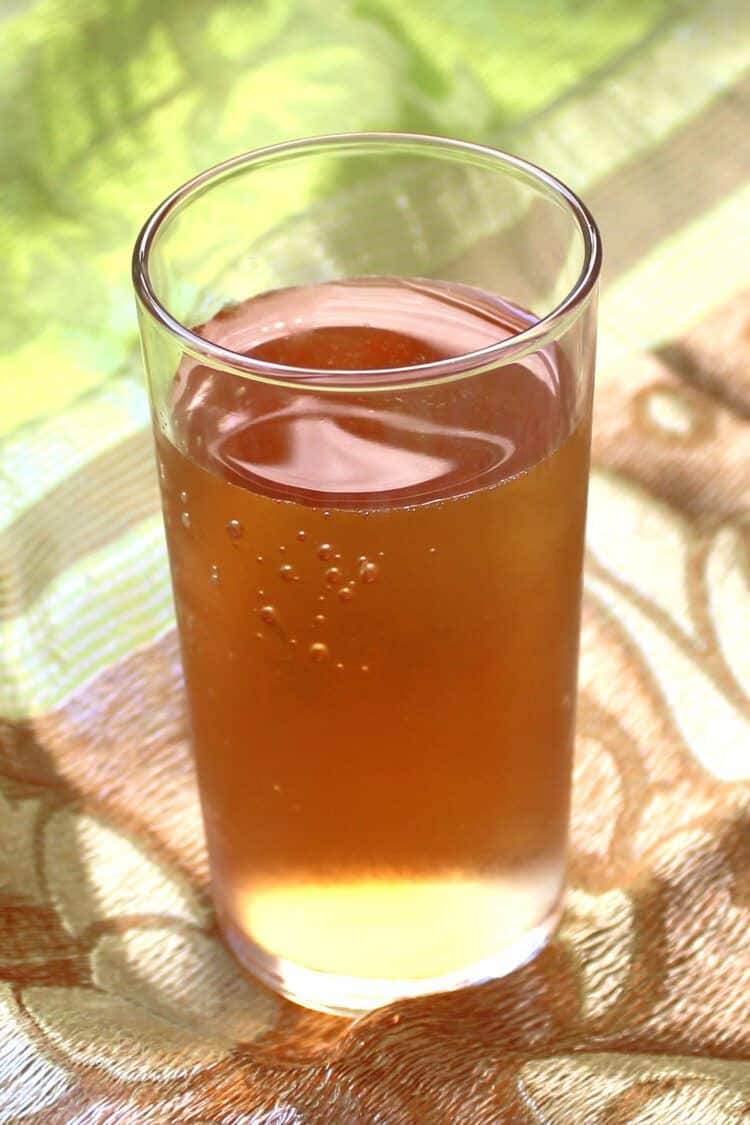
(133, 133, 601, 1015)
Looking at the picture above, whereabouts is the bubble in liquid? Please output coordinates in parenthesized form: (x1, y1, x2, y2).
(314, 614, 326, 625)
(259, 605, 277, 625)
(309, 642, 329, 663)
(428, 546, 437, 555)
(255, 632, 264, 641)
(359, 560, 378, 583)
(297, 530, 307, 542)
(279, 545, 287, 553)
(279, 564, 297, 582)
(158, 462, 166, 483)
(256, 555, 264, 565)
(322, 511, 331, 520)
(338, 586, 353, 602)
(180, 511, 191, 529)
(318, 543, 334, 561)
(377, 551, 385, 559)
(272, 783, 281, 793)
(227, 519, 244, 539)
(179, 490, 188, 504)
(325, 567, 343, 587)
(318, 594, 327, 602)
(361, 664, 370, 673)
(289, 637, 298, 646)
(209, 565, 219, 585)
(336, 662, 344, 670)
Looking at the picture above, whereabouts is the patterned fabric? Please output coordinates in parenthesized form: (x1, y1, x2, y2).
(2, 0, 750, 1120)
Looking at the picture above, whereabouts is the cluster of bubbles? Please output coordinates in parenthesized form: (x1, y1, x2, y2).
(178, 490, 191, 529)
(250, 526, 382, 669)
(180, 496, 403, 670)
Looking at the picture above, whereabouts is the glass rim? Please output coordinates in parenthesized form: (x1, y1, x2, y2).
(132, 131, 602, 391)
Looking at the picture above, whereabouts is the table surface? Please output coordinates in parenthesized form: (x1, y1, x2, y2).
(1, 1, 749, 1120)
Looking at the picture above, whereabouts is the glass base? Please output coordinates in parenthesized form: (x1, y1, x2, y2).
(223, 895, 563, 1017)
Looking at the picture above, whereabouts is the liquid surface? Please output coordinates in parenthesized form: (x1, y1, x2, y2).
(158, 278, 590, 1012)
(171, 278, 570, 506)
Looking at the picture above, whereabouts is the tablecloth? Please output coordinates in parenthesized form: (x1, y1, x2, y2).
(1, 0, 749, 1120)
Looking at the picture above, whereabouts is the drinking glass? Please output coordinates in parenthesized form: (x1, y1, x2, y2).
(133, 133, 601, 1015)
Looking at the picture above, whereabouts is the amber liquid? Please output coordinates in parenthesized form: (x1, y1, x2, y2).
(157, 279, 590, 1013)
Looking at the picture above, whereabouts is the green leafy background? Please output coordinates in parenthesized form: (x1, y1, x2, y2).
(1, 0, 673, 432)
